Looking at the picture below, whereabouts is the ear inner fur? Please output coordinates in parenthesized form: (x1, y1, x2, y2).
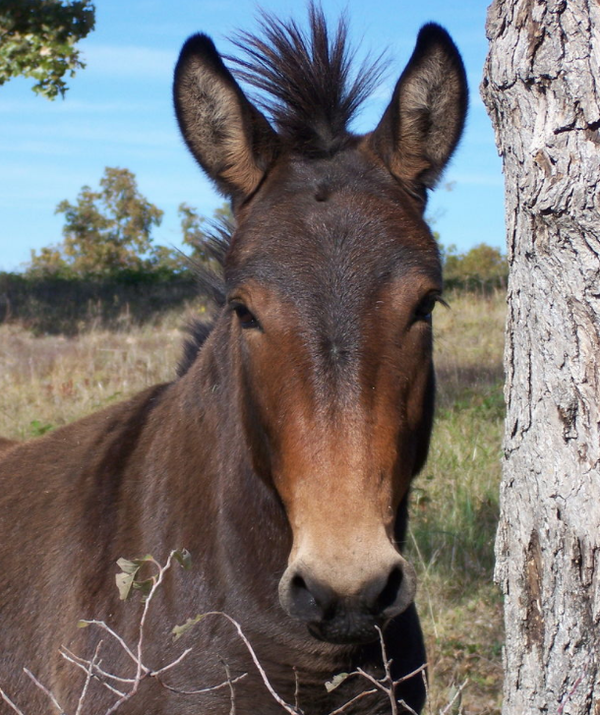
(173, 34, 279, 199)
(367, 23, 468, 192)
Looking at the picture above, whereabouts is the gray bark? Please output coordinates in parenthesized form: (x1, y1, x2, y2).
(481, 1, 600, 713)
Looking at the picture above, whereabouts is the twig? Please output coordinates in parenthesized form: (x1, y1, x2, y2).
(326, 631, 427, 715)
(75, 641, 103, 715)
(23, 669, 65, 714)
(157, 672, 247, 697)
(439, 679, 468, 715)
(356, 667, 390, 696)
(76, 620, 140, 668)
(0, 688, 26, 715)
(375, 625, 397, 715)
(394, 663, 428, 686)
(76, 550, 190, 714)
(221, 659, 237, 715)
(397, 699, 420, 715)
(60, 647, 133, 687)
(199, 612, 300, 715)
(150, 648, 193, 677)
(61, 648, 127, 697)
(423, 669, 433, 715)
(294, 667, 300, 713)
(327, 688, 379, 715)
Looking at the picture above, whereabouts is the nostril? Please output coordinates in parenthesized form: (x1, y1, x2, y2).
(373, 567, 404, 614)
(289, 574, 319, 619)
(286, 572, 337, 622)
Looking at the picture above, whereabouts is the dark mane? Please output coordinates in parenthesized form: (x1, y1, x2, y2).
(177, 221, 230, 377)
(230, 4, 385, 156)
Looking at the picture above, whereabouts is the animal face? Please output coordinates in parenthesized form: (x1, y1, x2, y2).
(174, 11, 467, 643)
(223, 150, 439, 642)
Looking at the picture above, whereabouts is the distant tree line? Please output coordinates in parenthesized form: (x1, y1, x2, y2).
(0, 166, 506, 334)
(441, 241, 508, 291)
(25, 167, 218, 279)
(0, 167, 221, 333)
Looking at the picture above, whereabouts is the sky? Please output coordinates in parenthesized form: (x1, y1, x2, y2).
(0, 0, 504, 273)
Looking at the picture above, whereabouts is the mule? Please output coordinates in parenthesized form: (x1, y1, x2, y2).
(0, 9, 466, 714)
(0, 438, 16, 454)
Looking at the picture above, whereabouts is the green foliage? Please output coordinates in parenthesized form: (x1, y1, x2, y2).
(29, 167, 164, 277)
(441, 242, 508, 290)
(29, 419, 54, 437)
(179, 202, 206, 252)
(172, 613, 207, 641)
(0, 0, 95, 99)
(116, 556, 154, 601)
(26, 169, 232, 279)
(179, 200, 232, 265)
(115, 550, 191, 601)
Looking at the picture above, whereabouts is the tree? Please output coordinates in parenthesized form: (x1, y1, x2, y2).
(178, 201, 232, 265)
(482, 2, 600, 713)
(0, 0, 95, 99)
(29, 167, 164, 276)
(442, 242, 508, 287)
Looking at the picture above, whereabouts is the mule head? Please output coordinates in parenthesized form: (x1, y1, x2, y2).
(174, 14, 467, 645)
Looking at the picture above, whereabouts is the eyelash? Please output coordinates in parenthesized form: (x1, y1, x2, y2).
(414, 294, 445, 322)
(231, 302, 260, 330)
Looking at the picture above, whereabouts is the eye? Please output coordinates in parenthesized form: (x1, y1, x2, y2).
(414, 293, 444, 322)
(231, 302, 260, 330)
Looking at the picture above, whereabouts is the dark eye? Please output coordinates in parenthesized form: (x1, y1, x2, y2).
(414, 294, 443, 322)
(232, 302, 260, 330)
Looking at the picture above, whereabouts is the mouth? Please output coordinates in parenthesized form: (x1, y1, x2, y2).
(307, 616, 383, 645)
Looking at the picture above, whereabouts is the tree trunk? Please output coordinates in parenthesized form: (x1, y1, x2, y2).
(481, 1, 600, 713)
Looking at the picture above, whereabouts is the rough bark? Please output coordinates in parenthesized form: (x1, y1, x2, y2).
(481, 1, 600, 713)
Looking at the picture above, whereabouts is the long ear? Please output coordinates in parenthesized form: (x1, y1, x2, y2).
(174, 34, 279, 200)
(368, 24, 467, 194)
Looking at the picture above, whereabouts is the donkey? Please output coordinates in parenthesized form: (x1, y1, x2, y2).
(0, 9, 466, 714)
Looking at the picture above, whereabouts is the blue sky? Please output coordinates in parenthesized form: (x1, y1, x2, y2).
(0, 0, 503, 272)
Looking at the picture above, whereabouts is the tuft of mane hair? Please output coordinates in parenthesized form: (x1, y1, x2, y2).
(229, 4, 386, 156)
(177, 219, 231, 378)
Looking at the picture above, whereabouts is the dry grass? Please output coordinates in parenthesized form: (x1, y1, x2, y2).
(411, 289, 506, 714)
(0, 290, 507, 714)
(0, 309, 198, 440)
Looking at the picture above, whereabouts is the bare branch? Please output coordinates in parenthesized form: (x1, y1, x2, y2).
(157, 672, 247, 696)
(23, 669, 65, 714)
(199, 612, 300, 715)
(75, 640, 103, 715)
(439, 679, 468, 715)
(293, 667, 300, 712)
(60, 647, 133, 688)
(394, 663, 428, 686)
(327, 687, 379, 715)
(149, 648, 193, 677)
(220, 659, 237, 715)
(77, 620, 140, 668)
(0, 688, 27, 715)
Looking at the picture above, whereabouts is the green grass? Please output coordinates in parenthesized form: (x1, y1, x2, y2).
(0, 289, 506, 714)
(408, 289, 505, 714)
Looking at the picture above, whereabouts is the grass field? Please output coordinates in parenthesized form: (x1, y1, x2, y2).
(0, 290, 506, 714)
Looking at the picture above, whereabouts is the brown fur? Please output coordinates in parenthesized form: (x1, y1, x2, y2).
(0, 437, 17, 453)
(0, 10, 466, 714)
